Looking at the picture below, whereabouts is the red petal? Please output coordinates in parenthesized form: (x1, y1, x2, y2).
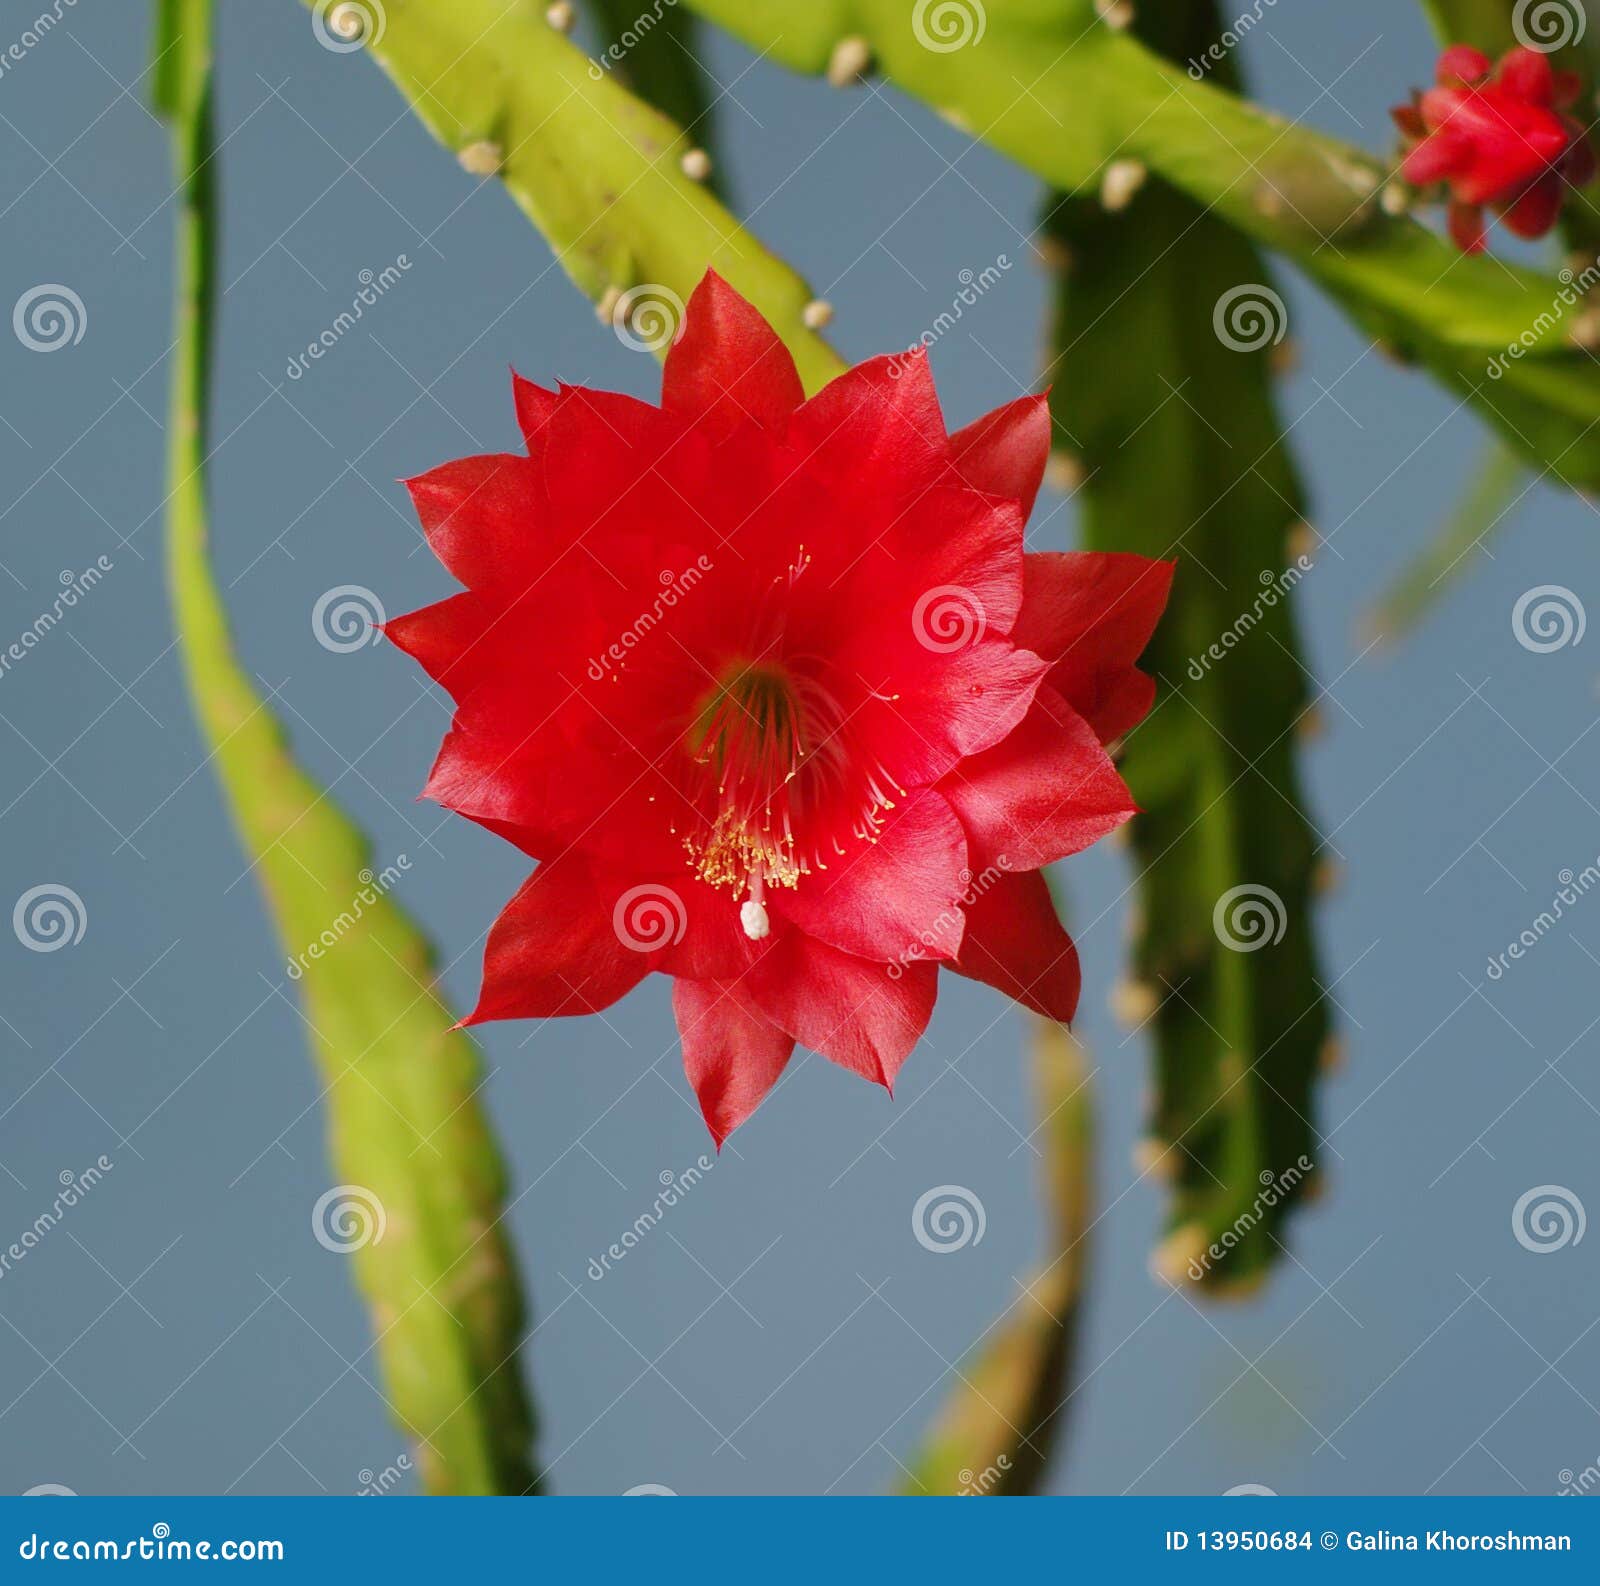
(938, 688, 1136, 871)
(1436, 45, 1491, 87)
(1501, 174, 1564, 238)
(1401, 127, 1471, 186)
(771, 790, 969, 963)
(736, 935, 936, 1090)
(674, 979, 795, 1146)
(465, 854, 648, 1024)
(948, 395, 1051, 518)
(512, 371, 556, 455)
(789, 349, 948, 495)
(1011, 552, 1173, 742)
(1449, 200, 1488, 252)
(383, 592, 492, 697)
(662, 271, 805, 436)
(952, 868, 1080, 1024)
(404, 454, 543, 592)
(1498, 46, 1555, 105)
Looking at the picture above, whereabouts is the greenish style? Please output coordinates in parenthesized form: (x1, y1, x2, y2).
(901, 1020, 1093, 1494)
(1042, 2, 1329, 1293)
(1367, 442, 1529, 646)
(158, 0, 537, 1495)
(311, 0, 843, 393)
(677, 0, 1600, 488)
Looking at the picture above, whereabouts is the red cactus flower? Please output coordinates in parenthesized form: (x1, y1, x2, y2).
(387, 271, 1172, 1144)
(1393, 44, 1595, 253)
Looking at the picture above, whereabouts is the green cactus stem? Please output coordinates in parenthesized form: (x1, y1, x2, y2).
(158, 0, 537, 1494)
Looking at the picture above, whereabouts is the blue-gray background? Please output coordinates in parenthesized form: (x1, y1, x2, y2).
(2, 0, 1598, 1498)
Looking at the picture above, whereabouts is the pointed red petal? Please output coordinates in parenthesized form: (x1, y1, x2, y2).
(736, 935, 936, 1090)
(1437, 45, 1492, 87)
(948, 394, 1051, 518)
(771, 790, 969, 963)
(512, 370, 557, 455)
(662, 271, 805, 435)
(674, 979, 795, 1146)
(1501, 175, 1564, 238)
(952, 868, 1081, 1024)
(383, 592, 492, 697)
(1498, 46, 1555, 105)
(1401, 127, 1471, 186)
(938, 688, 1136, 871)
(1011, 552, 1173, 742)
(404, 454, 542, 592)
(464, 855, 648, 1024)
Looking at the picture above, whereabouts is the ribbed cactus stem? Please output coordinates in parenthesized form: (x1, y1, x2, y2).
(161, 0, 536, 1494)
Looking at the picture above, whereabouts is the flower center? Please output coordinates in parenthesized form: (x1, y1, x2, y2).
(684, 662, 807, 902)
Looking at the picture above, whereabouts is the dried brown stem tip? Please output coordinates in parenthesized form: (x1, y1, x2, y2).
(827, 36, 872, 88)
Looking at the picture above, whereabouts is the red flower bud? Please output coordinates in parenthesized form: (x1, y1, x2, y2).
(1393, 45, 1594, 253)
